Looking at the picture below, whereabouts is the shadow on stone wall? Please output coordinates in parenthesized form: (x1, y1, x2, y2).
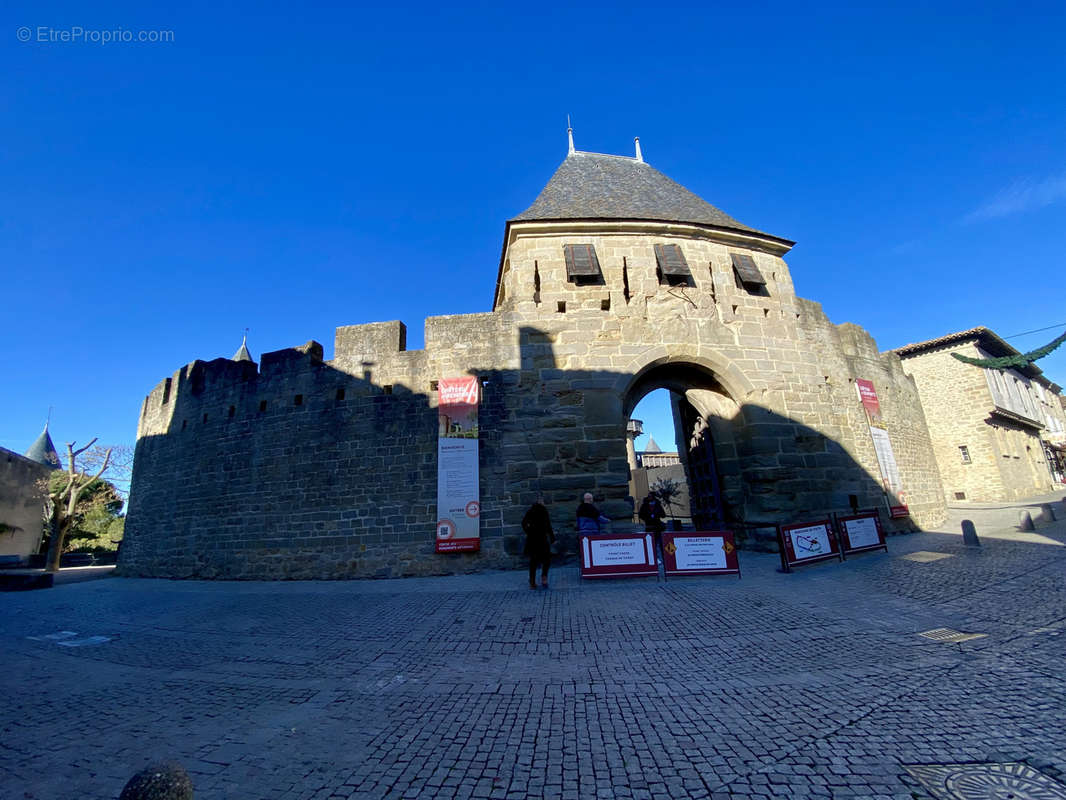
(121, 325, 921, 580)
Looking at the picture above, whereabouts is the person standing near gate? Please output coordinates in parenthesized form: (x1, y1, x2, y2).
(522, 496, 555, 589)
(638, 492, 666, 535)
(576, 492, 610, 534)
(638, 491, 667, 557)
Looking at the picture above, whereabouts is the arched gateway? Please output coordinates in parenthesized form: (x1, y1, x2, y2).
(123, 135, 946, 579)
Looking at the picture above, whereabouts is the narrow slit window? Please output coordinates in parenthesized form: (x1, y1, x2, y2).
(959, 445, 971, 464)
(563, 244, 603, 284)
(654, 244, 693, 286)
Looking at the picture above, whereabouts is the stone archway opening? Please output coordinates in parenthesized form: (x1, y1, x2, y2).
(623, 362, 741, 531)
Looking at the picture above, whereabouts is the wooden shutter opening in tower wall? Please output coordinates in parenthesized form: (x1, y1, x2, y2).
(653, 244, 692, 277)
(564, 244, 602, 281)
(730, 253, 766, 288)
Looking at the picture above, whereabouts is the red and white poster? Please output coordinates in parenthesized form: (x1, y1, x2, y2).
(661, 531, 741, 577)
(579, 534, 658, 578)
(777, 520, 842, 571)
(436, 376, 480, 553)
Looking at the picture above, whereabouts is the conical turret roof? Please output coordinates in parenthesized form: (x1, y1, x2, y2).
(643, 435, 662, 453)
(25, 425, 61, 470)
(233, 335, 254, 362)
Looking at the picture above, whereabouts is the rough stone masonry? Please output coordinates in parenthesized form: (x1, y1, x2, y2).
(121, 140, 946, 579)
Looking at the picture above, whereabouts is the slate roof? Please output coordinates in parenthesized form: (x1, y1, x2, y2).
(643, 435, 662, 453)
(25, 425, 61, 470)
(233, 335, 254, 363)
(892, 327, 1047, 382)
(512, 151, 784, 241)
(893, 327, 1006, 358)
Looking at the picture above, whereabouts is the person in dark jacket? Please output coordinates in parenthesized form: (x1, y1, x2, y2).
(576, 492, 610, 534)
(522, 497, 555, 589)
(638, 493, 666, 535)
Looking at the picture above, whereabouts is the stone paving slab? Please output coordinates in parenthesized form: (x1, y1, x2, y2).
(1, 503, 1065, 799)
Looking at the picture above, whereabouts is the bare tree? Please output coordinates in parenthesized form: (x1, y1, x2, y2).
(651, 477, 682, 522)
(42, 439, 114, 573)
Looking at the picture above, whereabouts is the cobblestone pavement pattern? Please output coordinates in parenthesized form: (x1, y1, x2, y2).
(3, 495, 1066, 799)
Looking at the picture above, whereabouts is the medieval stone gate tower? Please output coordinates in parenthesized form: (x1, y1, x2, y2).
(122, 136, 946, 579)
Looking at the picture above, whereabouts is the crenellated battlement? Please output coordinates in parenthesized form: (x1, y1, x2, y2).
(136, 311, 522, 443)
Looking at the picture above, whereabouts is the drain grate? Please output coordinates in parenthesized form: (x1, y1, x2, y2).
(919, 628, 988, 643)
(904, 762, 1066, 799)
(901, 551, 955, 563)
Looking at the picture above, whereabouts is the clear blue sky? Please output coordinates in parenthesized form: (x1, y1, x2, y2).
(3, 1, 1065, 466)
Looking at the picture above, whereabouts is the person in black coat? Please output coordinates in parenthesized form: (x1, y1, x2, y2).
(522, 496, 555, 589)
(638, 493, 666, 535)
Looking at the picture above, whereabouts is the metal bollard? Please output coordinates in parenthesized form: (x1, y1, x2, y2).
(1040, 503, 1057, 523)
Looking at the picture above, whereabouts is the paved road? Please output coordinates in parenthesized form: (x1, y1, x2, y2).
(2, 497, 1065, 800)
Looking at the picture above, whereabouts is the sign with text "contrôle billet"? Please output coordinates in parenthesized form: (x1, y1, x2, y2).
(579, 533, 658, 578)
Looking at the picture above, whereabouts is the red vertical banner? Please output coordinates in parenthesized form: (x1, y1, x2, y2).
(436, 377, 480, 553)
(855, 379, 882, 425)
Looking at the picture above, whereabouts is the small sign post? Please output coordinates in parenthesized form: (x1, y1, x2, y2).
(660, 531, 741, 578)
(777, 519, 842, 573)
(835, 512, 888, 557)
(579, 533, 658, 579)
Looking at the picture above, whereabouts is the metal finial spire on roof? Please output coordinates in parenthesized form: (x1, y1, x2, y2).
(634, 137, 643, 163)
(233, 329, 254, 362)
(567, 115, 575, 155)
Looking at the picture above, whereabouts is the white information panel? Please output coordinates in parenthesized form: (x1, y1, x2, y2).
(675, 536, 728, 571)
(590, 537, 651, 566)
(786, 524, 832, 561)
(843, 516, 880, 550)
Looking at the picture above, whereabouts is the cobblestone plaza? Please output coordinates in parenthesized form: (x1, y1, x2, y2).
(3, 498, 1065, 799)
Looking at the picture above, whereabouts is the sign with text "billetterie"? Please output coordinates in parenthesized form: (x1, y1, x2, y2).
(436, 377, 480, 553)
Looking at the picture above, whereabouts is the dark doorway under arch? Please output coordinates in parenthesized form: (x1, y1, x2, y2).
(625, 362, 738, 531)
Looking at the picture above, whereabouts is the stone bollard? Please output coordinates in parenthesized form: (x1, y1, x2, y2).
(120, 762, 194, 800)
(1040, 503, 1057, 523)
(1019, 511, 1036, 532)
(961, 519, 980, 547)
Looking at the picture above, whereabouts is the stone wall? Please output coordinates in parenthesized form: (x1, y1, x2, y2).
(123, 219, 947, 579)
(0, 448, 48, 562)
(899, 341, 1057, 502)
